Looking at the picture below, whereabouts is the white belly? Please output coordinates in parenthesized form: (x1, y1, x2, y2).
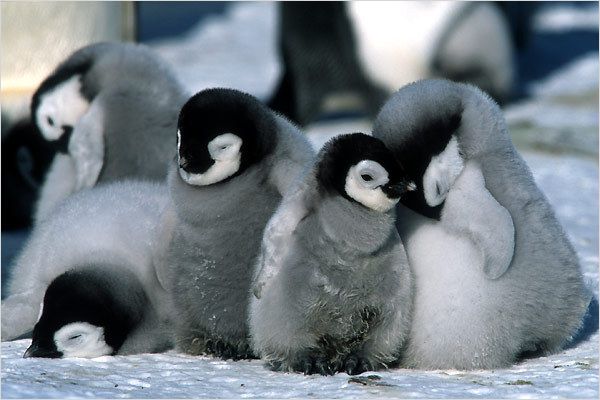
(404, 221, 502, 368)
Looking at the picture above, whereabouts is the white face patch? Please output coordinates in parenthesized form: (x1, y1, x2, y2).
(423, 136, 465, 207)
(36, 75, 90, 141)
(345, 160, 399, 212)
(53, 322, 113, 358)
(179, 133, 243, 186)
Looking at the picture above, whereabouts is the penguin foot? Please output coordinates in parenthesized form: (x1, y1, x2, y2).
(288, 352, 341, 376)
(343, 353, 374, 375)
(205, 338, 255, 361)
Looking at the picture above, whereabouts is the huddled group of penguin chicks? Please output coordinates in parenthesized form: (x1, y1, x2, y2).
(1, 42, 591, 375)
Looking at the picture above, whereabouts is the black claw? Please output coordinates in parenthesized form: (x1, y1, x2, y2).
(205, 339, 213, 353)
(316, 359, 334, 376)
(200, 337, 246, 360)
(303, 359, 313, 375)
(359, 359, 373, 374)
(267, 360, 283, 371)
(343, 353, 374, 375)
(345, 355, 358, 375)
(216, 340, 225, 355)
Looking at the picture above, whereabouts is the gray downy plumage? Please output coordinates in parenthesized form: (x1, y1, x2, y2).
(31, 42, 187, 222)
(163, 88, 314, 360)
(250, 133, 414, 375)
(372, 78, 590, 370)
(1, 180, 175, 356)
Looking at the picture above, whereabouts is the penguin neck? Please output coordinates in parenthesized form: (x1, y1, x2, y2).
(168, 162, 276, 225)
(317, 194, 396, 255)
(454, 86, 512, 159)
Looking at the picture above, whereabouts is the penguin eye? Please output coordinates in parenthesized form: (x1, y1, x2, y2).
(361, 174, 373, 182)
(47, 116, 54, 126)
(207, 133, 242, 161)
(68, 334, 82, 341)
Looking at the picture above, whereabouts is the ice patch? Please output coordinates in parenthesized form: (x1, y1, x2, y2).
(534, 3, 599, 32)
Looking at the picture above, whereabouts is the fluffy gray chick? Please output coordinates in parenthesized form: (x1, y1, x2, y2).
(164, 88, 314, 360)
(250, 133, 414, 375)
(372, 78, 590, 369)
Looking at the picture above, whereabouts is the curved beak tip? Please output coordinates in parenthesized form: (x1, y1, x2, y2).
(23, 343, 61, 358)
(23, 345, 36, 358)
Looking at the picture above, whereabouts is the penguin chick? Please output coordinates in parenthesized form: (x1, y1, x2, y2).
(347, 1, 514, 104)
(24, 265, 160, 358)
(372, 79, 590, 369)
(164, 88, 314, 361)
(30, 42, 187, 223)
(2, 180, 174, 355)
(250, 133, 414, 376)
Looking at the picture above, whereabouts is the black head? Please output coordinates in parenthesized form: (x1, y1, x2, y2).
(176, 88, 278, 186)
(316, 133, 413, 212)
(389, 109, 464, 220)
(25, 268, 144, 359)
(30, 59, 93, 153)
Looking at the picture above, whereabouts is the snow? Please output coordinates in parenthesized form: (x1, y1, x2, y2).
(2, 2, 598, 398)
(529, 52, 599, 98)
(2, 328, 598, 399)
(534, 2, 599, 32)
(148, 2, 280, 101)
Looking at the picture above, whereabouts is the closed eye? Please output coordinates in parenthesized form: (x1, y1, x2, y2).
(68, 334, 82, 341)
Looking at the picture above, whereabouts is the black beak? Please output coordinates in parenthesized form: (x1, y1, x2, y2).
(47, 126, 73, 154)
(381, 182, 409, 199)
(179, 155, 189, 170)
(23, 343, 62, 358)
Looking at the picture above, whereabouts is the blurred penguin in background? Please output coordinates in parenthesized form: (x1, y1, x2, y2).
(30, 42, 187, 223)
(268, 2, 388, 126)
(269, 1, 519, 126)
(1, 117, 55, 230)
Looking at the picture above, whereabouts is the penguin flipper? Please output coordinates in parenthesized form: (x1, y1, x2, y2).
(34, 153, 77, 223)
(68, 97, 105, 191)
(442, 160, 515, 279)
(252, 174, 316, 299)
(152, 205, 178, 292)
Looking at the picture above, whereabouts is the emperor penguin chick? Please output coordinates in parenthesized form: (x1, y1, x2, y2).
(372, 79, 590, 369)
(250, 133, 414, 375)
(31, 42, 187, 222)
(25, 265, 166, 358)
(1, 180, 174, 353)
(164, 88, 314, 360)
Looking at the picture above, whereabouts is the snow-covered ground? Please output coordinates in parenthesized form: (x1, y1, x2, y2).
(2, 2, 597, 399)
(1, 325, 598, 399)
